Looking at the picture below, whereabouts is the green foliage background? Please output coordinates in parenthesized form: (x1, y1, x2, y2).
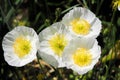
(0, 0, 120, 80)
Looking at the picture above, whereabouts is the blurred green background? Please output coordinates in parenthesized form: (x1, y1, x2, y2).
(0, 0, 120, 80)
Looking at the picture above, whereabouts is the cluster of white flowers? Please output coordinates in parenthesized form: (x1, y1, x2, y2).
(2, 7, 102, 75)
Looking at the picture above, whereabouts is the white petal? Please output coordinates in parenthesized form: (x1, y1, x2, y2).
(39, 22, 71, 42)
(38, 50, 59, 67)
(62, 37, 96, 63)
(91, 18, 102, 36)
(2, 26, 39, 67)
(73, 65, 94, 75)
(118, 6, 120, 11)
(38, 22, 71, 68)
(62, 37, 101, 74)
(90, 44, 101, 59)
(80, 7, 96, 24)
(61, 7, 102, 38)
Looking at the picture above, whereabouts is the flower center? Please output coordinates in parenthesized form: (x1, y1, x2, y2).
(72, 48, 92, 67)
(70, 18, 90, 35)
(13, 36, 31, 58)
(49, 34, 67, 56)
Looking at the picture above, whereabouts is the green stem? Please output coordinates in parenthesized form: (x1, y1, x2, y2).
(36, 53, 47, 79)
(37, 53, 44, 72)
(104, 65, 109, 79)
(0, 6, 12, 31)
(58, 68, 63, 79)
(61, 4, 80, 15)
(53, 67, 63, 79)
(96, 0, 104, 15)
(82, 0, 88, 8)
(110, 9, 116, 45)
(37, 53, 47, 79)
(111, 9, 116, 24)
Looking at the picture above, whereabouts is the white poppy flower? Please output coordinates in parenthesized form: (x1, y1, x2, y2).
(2, 26, 39, 67)
(61, 7, 102, 38)
(62, 37, 101, 74)
(38, 22, 72, 67)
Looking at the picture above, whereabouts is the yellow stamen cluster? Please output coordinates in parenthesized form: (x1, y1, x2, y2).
(13, 36, 31, 58)
(49, 34, 67, 56)
(72, 48, 92, 67)
(70, 18, 91, 35)
(112, 0, 120, 10)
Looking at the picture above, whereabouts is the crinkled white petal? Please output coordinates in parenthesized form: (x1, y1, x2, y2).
(61, 7, 102, 38)
(118, 6, 120, 11)
(67, 63, 94, 74)
(39, 22, 72, 41)
(90, 42, 101, 59)
(78, 7, 96, 24)
(38, 22, 72, 68)
(2, 26, 39, 67)
(62, 37, 101, 74)
(38, 50, 59, 67)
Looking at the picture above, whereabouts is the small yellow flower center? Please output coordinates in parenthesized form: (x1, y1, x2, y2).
(70, 18, 91, 35)
(49, 34, 67, 56)
(13, 36, 31, 58)
(112, 0, 120, 10)
(72, 48, 92, 67)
